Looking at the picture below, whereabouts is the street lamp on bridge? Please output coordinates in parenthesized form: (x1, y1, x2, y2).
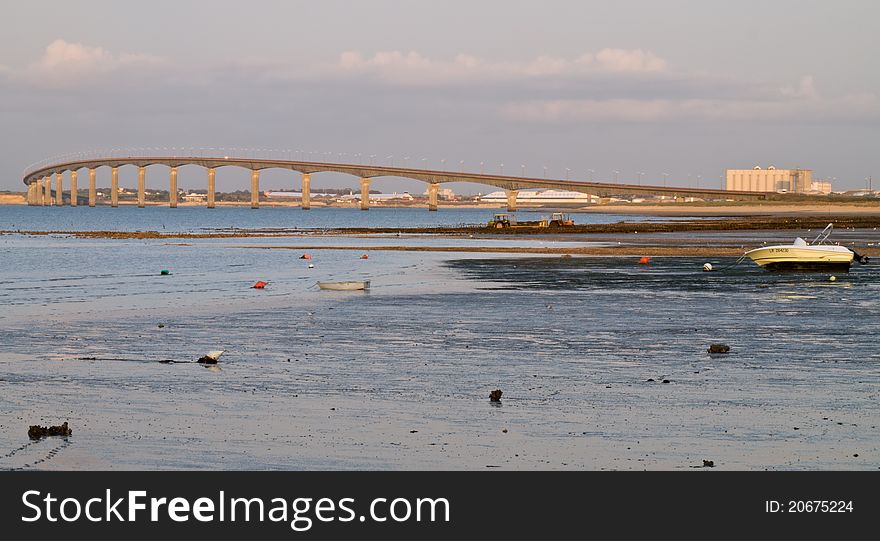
(565, 168, 571, 180)
(613, 170, 620, 183)
(662, 172, 669, 187)
(588, 169, 594, 182)
(637, 171, 645, 185)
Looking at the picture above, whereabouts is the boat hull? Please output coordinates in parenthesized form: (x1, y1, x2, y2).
(761, 261, 852, 273)
(317, 281, 370, 291)
(745, 246, 854, 273)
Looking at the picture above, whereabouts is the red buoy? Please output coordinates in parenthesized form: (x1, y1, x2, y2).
(639, 256, 651, 264)
(360, 254, 369, 259)
(300, 254, 312, 260)
(251, 281, 268, 289)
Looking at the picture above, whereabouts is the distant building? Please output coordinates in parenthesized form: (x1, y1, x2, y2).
(810, 180, 833, 194)
(351, 192, 414, 202)
(478, 189, 597, 204)
(264, 191, 339, 199)
(423, 187, 457, 200)
(726, 166, 812, 193)
(183, 193, 207, 202)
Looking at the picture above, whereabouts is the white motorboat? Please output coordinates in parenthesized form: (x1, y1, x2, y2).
(744, 223, 869, 272)
(317, 280, 370, 291)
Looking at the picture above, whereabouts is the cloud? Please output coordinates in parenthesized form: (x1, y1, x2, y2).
(780, 75, 818, 99)
(22, 39, 163, 87)
(501, 90, 880, 123)
(592, 48, 667, 72)
(333, 48, 667, 85)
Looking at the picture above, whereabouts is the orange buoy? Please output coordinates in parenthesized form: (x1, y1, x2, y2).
(360, 254, 369, 259)
(639, 256, 651, 264)
(300, 254, 312, 260)
(251, 281, 268, 289)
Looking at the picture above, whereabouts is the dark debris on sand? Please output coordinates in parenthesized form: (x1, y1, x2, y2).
(28, 422, 72, 440)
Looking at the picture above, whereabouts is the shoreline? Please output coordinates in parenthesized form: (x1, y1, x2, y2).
(4, 198, 880, 216)
(5, 214, 880, 238)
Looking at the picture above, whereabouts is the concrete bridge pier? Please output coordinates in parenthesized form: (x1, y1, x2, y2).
(111, 167, 119, 207)
(55, 172, 63, 206)
(360, 177, 371, 210)
(137, 166, 146, 208)
(250, 170, 260, 209)
(169, 167, 178, 208)
(88, 169, 96, 207)
(70, 171, 77, 207)
(428, 182, 439, 211)
(207, 168, 216, 208)
(44, 177, 51, 206)
(26, 182, 34, 205)
(506, 189, 518, 212)
(301, 173, 310, 210)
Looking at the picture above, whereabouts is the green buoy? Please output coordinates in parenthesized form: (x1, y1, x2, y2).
(160, 269, 170, 275)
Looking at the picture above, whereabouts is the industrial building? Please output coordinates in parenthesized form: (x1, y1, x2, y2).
(725, 166, 812, 193)
(479, 189, 597, 205)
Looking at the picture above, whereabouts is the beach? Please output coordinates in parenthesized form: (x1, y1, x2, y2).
(1, 206, 878, 470)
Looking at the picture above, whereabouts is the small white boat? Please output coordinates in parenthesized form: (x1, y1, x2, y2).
(745, 224, 869, 272)
(197, 350, 225, 364)
(317, 280, 370, 291)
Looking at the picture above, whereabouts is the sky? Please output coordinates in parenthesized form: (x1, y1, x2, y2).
(1, 0, 878, 193)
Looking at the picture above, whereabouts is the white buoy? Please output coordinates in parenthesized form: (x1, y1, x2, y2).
(703, 263, 714, 272)
(308, 264, 314, 269)
(829, 275, 837, 282)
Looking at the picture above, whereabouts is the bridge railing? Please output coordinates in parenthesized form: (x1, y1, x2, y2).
(22, 147, 350, 178)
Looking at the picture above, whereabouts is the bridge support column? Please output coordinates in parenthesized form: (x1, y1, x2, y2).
(44, 177, 52, 206)
(506, 189, 518, 212)
(137, 166, 146, 208)
(207, 168, 215, 208)
(70, 171, 77, 207)
(111, 167, 119, 207)
(301, 173, 310, 210)
(250, 170, 260, 209)
(26, 183, 33, 205)
(428, 183, 439, 211)
(360, 178, 371, 210)
(88, 169, 96, 207)
(169, 167, 178, 208)
(55, 172, 63, 206)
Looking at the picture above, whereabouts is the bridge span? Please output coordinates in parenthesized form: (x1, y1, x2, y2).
(22, 153, 771, 211)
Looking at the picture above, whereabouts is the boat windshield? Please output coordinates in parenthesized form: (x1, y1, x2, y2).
(811, 223, 834, 245)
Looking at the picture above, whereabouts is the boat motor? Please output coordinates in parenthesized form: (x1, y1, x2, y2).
(852, 249, 870, 265)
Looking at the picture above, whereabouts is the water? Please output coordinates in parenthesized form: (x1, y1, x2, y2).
(0, 211, 878, 470)
(0, 205, 700, 233)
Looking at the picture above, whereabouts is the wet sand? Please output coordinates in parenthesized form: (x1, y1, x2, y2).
(1, 227, 878, 471)
(6, 213, 880, 239)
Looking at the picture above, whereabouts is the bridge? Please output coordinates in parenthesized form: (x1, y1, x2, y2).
(22, 151, 771, 211)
